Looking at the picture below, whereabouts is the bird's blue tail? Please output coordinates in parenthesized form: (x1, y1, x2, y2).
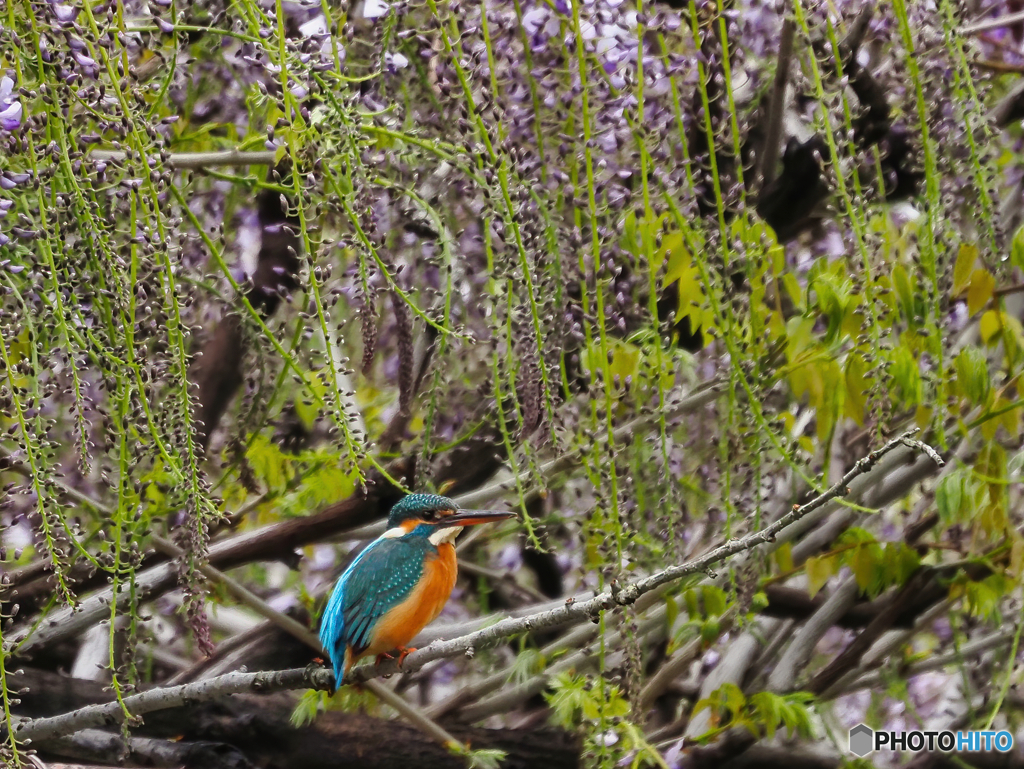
(319, 577, 347, 684)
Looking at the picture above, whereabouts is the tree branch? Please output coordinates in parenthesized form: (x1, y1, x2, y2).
(9, 430, 940, 745)
(35, 722, 254, 769)
(90, 149, 277, 169)
(12, 668, 328, 745)
(962, 9, 1024, 35)
(766, 578, 859, 693)
(757, 18, 795, 188)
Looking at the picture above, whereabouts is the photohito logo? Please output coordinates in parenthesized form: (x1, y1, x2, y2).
(848, 724, 1014, 757)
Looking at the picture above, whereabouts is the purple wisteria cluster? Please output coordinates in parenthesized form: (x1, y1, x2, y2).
(0, 75, 22, 132)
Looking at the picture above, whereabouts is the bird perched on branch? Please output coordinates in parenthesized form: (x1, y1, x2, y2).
(319, 493, 515, 683)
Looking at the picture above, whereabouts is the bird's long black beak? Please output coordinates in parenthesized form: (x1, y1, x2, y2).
(440, 509, 516, 527)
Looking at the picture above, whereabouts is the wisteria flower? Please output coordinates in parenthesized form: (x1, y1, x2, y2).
(384, 52, 409, 73)
(363, 0, 389, 20)
(51, 3, 79, 23)
(0, 76, 23, 132)
(0, 171, 31, 190)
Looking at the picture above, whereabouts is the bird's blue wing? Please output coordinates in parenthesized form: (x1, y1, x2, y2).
(342, 536, 433, 652)
(319, 536, 431, 679)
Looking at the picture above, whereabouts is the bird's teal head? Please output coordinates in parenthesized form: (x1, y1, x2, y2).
(383, 493, 515, 544)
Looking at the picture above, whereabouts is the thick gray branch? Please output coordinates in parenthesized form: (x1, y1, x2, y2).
(12, 668, 325, 745)
(767, 578, 859, 693)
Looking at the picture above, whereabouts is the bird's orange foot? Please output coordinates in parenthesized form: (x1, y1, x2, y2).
(374, 647, 417, 669)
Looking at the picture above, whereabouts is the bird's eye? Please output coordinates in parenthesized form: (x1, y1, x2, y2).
(423, 509, 437, 520)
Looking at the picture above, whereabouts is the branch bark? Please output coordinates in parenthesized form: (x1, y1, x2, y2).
(15, 669, 581, 769)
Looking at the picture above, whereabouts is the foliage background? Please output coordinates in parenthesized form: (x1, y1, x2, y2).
(2, 0, 1024, 766)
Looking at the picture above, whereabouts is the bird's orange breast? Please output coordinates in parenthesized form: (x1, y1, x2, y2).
(367, 543, 458, 656)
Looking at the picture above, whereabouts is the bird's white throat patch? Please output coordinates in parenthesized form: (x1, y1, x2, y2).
(379, 524, 463, 545)
(429, 526, 463, 546)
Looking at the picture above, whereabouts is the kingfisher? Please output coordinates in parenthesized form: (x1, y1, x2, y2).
(319, 493, 515, 683)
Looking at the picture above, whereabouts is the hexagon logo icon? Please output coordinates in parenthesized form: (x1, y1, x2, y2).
(849, 723, 874, 757)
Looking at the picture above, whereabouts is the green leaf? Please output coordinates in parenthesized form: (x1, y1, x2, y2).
(662, 234, 692, 284)
(778, 693, 815, 738)
(604, 688, 631, 719)
(448, 743, 509, 769)
(963, 575, 1008, 622)
(1011, 224, 1024, 271)
(750, 591, 769, 613)
(700, 617, 721, 647)
(691, 697, 713, 719)
(977, 439, 1008, 486)
(684, 589, 701, 619)
(936, 470, 967, 525)
(883, 542, 921, 586)
(954, 347, 990, 407)
(246, 434, 295, 493)
(849, 543, 883, 595)
(845, 353, 869, 426)
(545, 672, 589, 727)
(812, 271, 854, 344)
(618, 722, 672, 769)
(506, 648, 545, 686)
(716, 683, 746, 716)
(805, 554, 837, 598)
(891, 346, 922, 408)
(775, 541, 794, 574)
(980, 310, 1001, 345)
(1011, 537, 1024, 579)
(892, 263, 916, 323)
(701, 585, 727, 617)
(978, 502, 1009, 538)
(953, 243, 979, 295)
(664, 594, 679, 637)
(967, 268, 995, 316)
(815, 357, 844, 442)
(749, 692, 783, 740)
(837, 526, 875, 545)
(289, 689, 326, 727)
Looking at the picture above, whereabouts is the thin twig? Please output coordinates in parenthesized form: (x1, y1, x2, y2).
(832, 623, 1018, 697)
(976, 59, 1024, 74)
(90, 149, 277, 169)
(459, 559, 548, 603)
(453, 605, 670, 723)
(11, 668, 328, 744)
(443, 431, 937, 719)
(962, 9, 1024, 34)
(758, 18, 795, 188)
(993, 281, 1024, 298)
